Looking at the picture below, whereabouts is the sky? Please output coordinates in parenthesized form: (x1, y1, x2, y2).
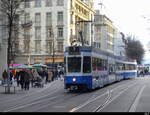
(94, 0, 150, 64)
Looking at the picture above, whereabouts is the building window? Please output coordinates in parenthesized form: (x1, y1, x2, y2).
(35, 13, 41, 26)
(24, 13, 30, 24)
(35, 40, 41, 53)
(24, 29, 30, 40)
(57, 0, 64, 6)
(46, 12, 52, 26)
(57, 12, 63, 22)
(46, 41, 53, 53)
(70, 14, 73, 24)
(35, 0, 41, 7)
(57, 27, 63, 37)
(35, 27, 41, 40)
(57, 42, 63, 52)
(45, 0, 52, 7)
(24, 39, 30, 53)
(46, 27, 53, 39)
(24, 0, 30, 8)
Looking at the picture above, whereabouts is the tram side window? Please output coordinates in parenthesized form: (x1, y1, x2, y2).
(109, 64, 115, 73)
(92, 58, 97, 71)
(104, 60, 108, 70)
(83, 56, 91, 73)
(92, 58, 107, 71)
(97, 59, 102, 70)
(68, 57, 81, 72)
(116, 63, 123, 71)
(123, 64, 125, 70)
(129, 64, 136, 70)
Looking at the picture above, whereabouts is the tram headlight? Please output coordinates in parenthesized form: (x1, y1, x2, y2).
(73, 78, 76, 82)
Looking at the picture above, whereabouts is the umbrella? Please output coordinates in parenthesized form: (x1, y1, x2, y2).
(9, 64, 23, 69)
(12, 64, 33, 69)
(32, 63, 48, 68)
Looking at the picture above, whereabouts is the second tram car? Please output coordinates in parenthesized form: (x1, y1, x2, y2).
(64, 46, 137, 91)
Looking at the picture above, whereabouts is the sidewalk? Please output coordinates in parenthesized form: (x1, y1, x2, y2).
(0, 79, 63, 95)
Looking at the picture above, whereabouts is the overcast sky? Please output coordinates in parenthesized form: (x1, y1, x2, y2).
(94, 0, 150, 63)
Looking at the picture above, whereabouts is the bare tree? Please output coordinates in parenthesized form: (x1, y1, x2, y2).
(125, 35, 145, 64)
(0, 0, 31, 93)
(0, 0, 26, 68)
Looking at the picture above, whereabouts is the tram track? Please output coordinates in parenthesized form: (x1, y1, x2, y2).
(93, 82, 138, 112)
(3, 78, 139, 112)
(69, 79, 138, 112)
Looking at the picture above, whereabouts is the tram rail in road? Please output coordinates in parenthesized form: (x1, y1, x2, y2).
(69, 81, 138, 112)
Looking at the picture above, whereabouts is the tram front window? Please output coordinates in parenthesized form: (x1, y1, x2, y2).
(68, 57, 81, 72)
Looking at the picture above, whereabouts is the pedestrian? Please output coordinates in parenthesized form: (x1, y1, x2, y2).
(9, 70, 14, 85)
(32, 69, 41, 87)
(51, 70, 54, 81)
(19, 70, 25, 90)
(44, 68, 48, 84)
(140, 70, 144, 77)
(60, 70, 64, 81)
(15, 70, 20, 87)
(54, 69, 58, 80)
(47, 69, 53, 82)
(24, 70, 31, 90)
(2, 70, 8, 84)
(27, 69, 34, 87)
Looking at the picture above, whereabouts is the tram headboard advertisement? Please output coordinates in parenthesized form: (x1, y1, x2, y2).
(68, 46, 80, 55)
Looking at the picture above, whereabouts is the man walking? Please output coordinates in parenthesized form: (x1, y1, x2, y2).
(24, 70, 31, 90)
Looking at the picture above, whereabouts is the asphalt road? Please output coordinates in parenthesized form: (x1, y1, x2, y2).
(0, 77, 150, 112)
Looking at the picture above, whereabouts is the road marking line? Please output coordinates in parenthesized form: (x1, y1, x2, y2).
(93, 90, 111, 112)
(97, 83, 138, 112)
(69, 81, 138, 112)
(129, 85, 145, 112)
(69, 90, 109, 112)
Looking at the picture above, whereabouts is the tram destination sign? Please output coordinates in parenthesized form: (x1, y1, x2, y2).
(69, 46, 80, 55)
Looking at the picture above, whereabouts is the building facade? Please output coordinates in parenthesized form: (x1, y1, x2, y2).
(114, 31, 126, 58)
(15, 0, 95, 66)
(94, 10, 115, 54)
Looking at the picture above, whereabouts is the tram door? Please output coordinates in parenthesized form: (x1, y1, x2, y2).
(108, 64, 116, 84)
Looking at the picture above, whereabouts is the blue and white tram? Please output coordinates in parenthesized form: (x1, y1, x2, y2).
(64, 46, 137, 91)
(122, 61, 137, 79)
(115, 60, 137, 80)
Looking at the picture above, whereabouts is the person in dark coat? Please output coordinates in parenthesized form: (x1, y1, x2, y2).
(15, 70, 20, 87)
(24, 70, 31, 90)
(27, 70, 34, 87)
(9, 70, 14, 85)
(2, 70, 8, 84)
(19, 70, 25, 90)
(51, 70, 54, 81)
(43, 69, 48, 84)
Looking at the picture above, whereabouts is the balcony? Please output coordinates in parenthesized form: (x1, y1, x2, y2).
(57, 21, 64, 26)
(21, 21, 32, 28)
